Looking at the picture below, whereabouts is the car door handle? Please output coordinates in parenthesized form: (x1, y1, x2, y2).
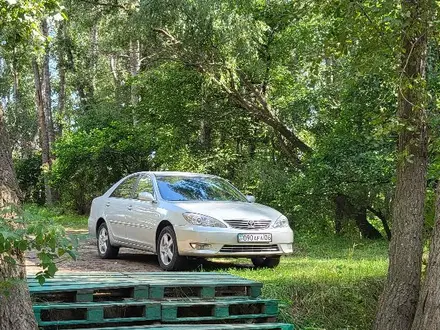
(105, 202, 110, 207)
(127, 205, 132, 211)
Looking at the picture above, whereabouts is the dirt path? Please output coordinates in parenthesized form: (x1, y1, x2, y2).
(26, 231, 252, 274)
(26, 231, 161, 274)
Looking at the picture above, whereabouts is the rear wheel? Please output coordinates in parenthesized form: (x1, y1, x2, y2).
(251, 256, 280, 268)
(97, 223, 119, 259)
(157, 226, 186, 271)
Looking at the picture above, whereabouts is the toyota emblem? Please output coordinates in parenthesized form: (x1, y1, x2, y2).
(247, 220, 256, 229)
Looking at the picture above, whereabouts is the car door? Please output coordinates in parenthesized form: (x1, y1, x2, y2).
(125, 174, 162, 250)
(105, 175, 138, 243)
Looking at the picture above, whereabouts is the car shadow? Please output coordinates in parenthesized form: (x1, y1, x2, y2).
(115, 251, 255, 271)
(191, 258, 255, 271)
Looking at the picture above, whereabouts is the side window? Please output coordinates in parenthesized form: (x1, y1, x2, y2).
(135, 175, 154, 199)
(111, 176, 138, 199)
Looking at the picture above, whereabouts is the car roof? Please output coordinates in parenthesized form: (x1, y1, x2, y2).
(133, 171, 217, 178)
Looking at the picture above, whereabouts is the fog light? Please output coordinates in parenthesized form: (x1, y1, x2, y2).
(190, 243, 212, 250)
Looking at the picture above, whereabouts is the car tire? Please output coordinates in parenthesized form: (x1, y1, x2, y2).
(97, 223, 119, 259)
(251, 256, 280, 268)
(157, 226, 186, 271)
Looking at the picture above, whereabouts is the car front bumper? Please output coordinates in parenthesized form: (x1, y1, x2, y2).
(174, 225, 294, 257)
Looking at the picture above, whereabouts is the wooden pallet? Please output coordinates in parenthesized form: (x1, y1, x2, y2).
(28, 272, 262, 301)
(29, 282, 149, 303)
(33, 298, 278, 327)
(33, 300, 161, 327)
(66, 324, 295, 330)
(28, 272, 292, 330)
(123, 273, 262, 299)
(161, 298, 279, 323)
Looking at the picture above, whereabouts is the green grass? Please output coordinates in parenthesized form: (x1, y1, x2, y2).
(209, 235, 388, 330)
(25, 206, 388, 330)
(24, 204, 88, 230)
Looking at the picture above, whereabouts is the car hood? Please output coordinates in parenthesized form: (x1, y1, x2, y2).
(172, 201, 282, 221)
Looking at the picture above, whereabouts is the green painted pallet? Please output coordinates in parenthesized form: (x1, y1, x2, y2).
(33, 300, 161, 327)
(66, 324, 294, 330)
(123, 273, 262, 299)
(29, 282, 149, 303)
(161, 298, 279, 323)
(28, 272, 263, 301)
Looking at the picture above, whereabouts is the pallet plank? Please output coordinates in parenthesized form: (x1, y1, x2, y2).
(161, 298, 278, 323)
(65, 324, 294, 330)
(30, 283, 149, 303)
(33, 300, 161, 327)
(28, 272, 262, 301)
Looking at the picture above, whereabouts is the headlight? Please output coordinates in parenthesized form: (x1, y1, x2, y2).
(183, 213, 227, 228)
(272, 215, 289, 228)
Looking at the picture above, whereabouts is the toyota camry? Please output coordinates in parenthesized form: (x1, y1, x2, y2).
(88, 172, 294, 270)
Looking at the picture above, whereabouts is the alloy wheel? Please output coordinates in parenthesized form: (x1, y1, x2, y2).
(98, 227, 109, 254)
(159, 233, 174, 265)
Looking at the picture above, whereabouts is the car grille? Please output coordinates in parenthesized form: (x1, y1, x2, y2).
(219, 244, 280, 253)
(224, 219, 272, 230)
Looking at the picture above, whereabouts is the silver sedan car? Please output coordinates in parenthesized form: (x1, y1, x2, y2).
(88, 171, 294, 270)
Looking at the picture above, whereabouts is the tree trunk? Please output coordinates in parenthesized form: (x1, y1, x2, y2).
(411, 182, 440, 329)
(368, 207, 392, 241)
(0, 104, 38, 330)
(199, 119, 212, 150)
(334, 194, 344, 235)
(42, 19, 55, 147)
(335, 194, 382, 239)
(56, 21, 67, 136)
(11, 55, 19, 129)
(110, 54, 121, 105)
(129, 39, 140, 125)
(373, 0, 430, 329)
(90, 24, 98, 94)
(12, 56, 19, 111)
(58, 51, 66, 136)
(354, 206, 382, 240)
(32, 59, 53, 205)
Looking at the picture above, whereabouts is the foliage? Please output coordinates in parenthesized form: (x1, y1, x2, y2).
(51, 122, 157, 213)
(0, 206, 77, 285)
(24, 204, 88, 230)
(14, 153, 45, 205)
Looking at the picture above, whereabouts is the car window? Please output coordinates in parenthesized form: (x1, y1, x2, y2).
(156, 175, 247, 202)
(135, 175, 154, 199)
(110, 176, 138, 199)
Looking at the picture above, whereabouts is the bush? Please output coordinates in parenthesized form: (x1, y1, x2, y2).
(51, 122, 157, 213)
(14, 153, 45, 205)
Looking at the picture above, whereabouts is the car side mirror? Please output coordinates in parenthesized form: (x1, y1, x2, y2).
(246, 195, 256, 203)
(138, 191, 155, 202)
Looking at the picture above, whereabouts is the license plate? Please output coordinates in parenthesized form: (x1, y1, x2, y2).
(237, 233, 272, 243)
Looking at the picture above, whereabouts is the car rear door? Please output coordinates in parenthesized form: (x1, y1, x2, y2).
(104, 175, 138, 242)
(125, 174, 162, 250)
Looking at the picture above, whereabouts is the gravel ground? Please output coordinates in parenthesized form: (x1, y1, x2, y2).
(26, 231, 162, 274)
(25, 231, 252, 274)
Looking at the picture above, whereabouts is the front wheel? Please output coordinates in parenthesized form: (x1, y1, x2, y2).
(157, 226, 186, 271)
(251, 256, 280, 268)
(97, 223, 119, 259)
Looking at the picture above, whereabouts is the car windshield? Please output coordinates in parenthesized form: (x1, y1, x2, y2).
(155, 175, 247, 202)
